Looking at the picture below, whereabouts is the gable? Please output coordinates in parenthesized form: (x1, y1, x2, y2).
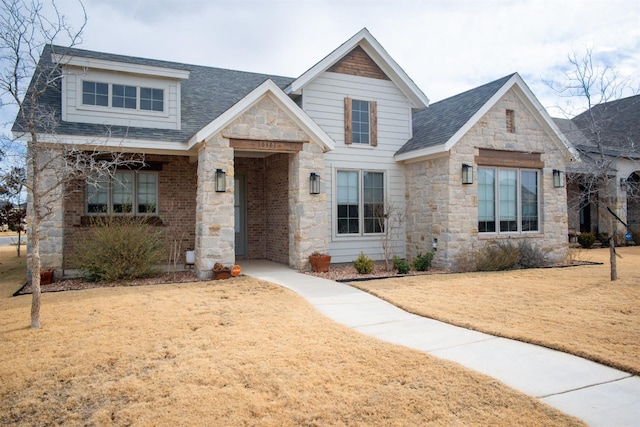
(286, 28, 428, 109)
(396, 73, 577, 162)
(327, 46, 390, 81)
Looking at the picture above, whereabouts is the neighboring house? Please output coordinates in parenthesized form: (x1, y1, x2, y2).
(554, 95, 640, 240)
(14, 29, 575, 278)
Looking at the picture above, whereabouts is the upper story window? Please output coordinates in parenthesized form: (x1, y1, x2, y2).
(82, 81, 108, 106)
(344, 98, 377, 146)
(82, 81, 164, 112)
(87, 171, 158, 215)
(478, 167, 539, 234)
(112, 84, 137, 109)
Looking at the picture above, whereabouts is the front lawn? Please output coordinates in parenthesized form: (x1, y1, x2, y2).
(0, 246, 583, 426)
(351, 246, 640, 375)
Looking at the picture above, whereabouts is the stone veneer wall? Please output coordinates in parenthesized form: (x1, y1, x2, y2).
(196, 93, 328, 274)
(62, 155, 197, 271)
(406, 88, 570, 270)
(27, 149, 65, 279)
(289, 140, 327, 270)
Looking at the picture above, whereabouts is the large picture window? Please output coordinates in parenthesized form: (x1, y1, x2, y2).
(478, 167, 539, 233)
(337, 170, 384, 235)
(87, 171, 158, 215)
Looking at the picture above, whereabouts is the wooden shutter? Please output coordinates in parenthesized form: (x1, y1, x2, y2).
(370, 101, 377, 147)
(344, 97, 352, 145)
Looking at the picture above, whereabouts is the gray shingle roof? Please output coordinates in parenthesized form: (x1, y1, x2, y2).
(13, 45, 295, 142)
(396, 73, 516, 156)
(570, 94, 640, 158)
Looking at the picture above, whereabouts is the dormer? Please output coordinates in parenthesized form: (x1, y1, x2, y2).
(53, 52, 190, 131)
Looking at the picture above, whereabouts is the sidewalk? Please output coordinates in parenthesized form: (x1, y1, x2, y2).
(242, 260, 640, 427)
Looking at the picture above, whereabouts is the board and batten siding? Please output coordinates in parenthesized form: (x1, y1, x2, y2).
(303, 71, 412, 263)
(62, 66, 181, 131)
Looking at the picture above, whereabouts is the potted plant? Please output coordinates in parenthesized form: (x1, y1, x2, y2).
(40, 269, 54, 285)
(213, 262, 231, 280)
(309, 252, 331, 273)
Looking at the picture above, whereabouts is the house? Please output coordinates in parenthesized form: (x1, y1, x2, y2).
(554, 94, 640, 240)
(14, 29, 576, 278)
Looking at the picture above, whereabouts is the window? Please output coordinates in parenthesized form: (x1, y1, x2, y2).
(337, 170, 384, 235)
(506, 109, 515, 133)
(82, 81, 108, 106)
(478, 167, 539, 233)
(140, 87, 164, 111)
(344, 98, 377, 146)
(87, 171, 158, 215)
(81, 81, 164, 112)
(112, 84, 137, 109)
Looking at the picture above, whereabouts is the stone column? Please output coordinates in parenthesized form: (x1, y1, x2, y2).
(289, 141, 328, 270)
(26, 148, 64, 279)
(195, 136, 235, 279)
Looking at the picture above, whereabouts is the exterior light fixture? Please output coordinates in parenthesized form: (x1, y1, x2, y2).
(553, 169, 564, 188)
(310, 172, 321, 194)
(461, 164, 473, 184)
(215, 169, 226, 192)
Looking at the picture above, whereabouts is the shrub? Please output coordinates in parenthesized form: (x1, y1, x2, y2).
(596, 232, 610, 248)
(392, 256, 411, 274)
(517, 240, 549, 269)
(578, 232, 596, 249)
(412, 251, 433, 271)
(353, 252, 374, 274)
(72, 216, 164, 282)
(476, 241, 521, 271)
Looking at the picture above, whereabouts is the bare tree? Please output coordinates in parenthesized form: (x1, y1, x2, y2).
(548, 48, 640, 281)
(376, 202, 405, 272)
(1, 0, 143, 327)
(0, 165, 26, 255)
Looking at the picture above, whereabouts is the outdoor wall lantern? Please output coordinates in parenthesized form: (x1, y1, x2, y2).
(215, 169, 226, 192)
(553, 169, 564, 188)
(461, 164, 473, 184)
(310, 172, 321, 195)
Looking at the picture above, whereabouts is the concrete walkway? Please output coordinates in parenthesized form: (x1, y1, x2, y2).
(241, 260, 640, 427)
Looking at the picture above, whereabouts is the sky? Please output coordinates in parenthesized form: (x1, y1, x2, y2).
(1, 0, 639, 138)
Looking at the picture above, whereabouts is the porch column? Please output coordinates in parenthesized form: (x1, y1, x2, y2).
(27, 148, 64, 279)
(195, 136, 235, 279)
(289, 141, 328, 270)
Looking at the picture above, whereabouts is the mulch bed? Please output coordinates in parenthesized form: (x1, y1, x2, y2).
(13, 271, 204, 296)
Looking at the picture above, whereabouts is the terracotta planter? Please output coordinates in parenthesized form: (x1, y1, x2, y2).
(40, 269, 54, 285)
(213, 268, 231, 280)
(309, 254, 331, 273)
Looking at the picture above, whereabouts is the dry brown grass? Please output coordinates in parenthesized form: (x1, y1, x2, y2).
(352, 246, 640, 376)
(0, 246, 585, 426)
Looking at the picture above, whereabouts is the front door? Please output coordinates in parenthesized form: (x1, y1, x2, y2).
(235, 175, 247, 257)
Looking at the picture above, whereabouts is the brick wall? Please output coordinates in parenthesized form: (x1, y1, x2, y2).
(63, 154, 197, 270)
(235, 157, 266, 259)
(265, 153, 290, 264)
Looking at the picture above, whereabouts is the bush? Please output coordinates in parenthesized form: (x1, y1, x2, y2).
(578, 232, 596, 249)
(392, 256, 411, 274)
(596, 232, 610, 248)
(72, 216, 164, 282)
(517, 240, 549, 269)
(412, 251, 433, 271)
(353, 252, 374, 274)
(476, 241, 521, 271)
